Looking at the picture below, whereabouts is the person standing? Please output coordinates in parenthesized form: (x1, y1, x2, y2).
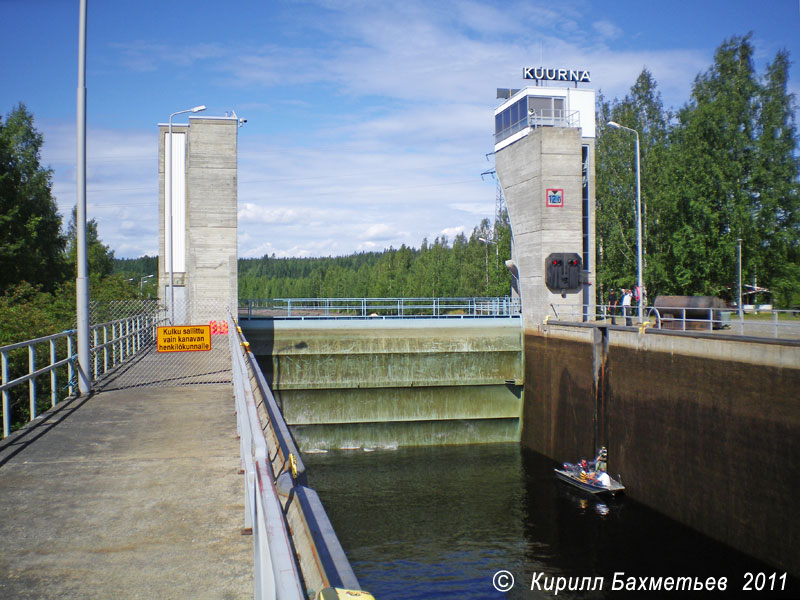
(608, 288, 618, 325)
(622, 288, 633, 326)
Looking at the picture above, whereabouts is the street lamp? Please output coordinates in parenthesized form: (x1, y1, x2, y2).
(166, 105, 205, 324)
(140, 273, 155, 293)
(76, 0, 91, 394)
(478, 236, 497, 292)
(607, 121, 644, 323)
(737, 239, 743, 320)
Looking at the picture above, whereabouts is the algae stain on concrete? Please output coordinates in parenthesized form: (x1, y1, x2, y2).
(241, 318, 525, 449)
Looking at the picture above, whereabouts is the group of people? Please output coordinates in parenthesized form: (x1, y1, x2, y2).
(607, 287, 638, 326)
(576, 447, 611, 487)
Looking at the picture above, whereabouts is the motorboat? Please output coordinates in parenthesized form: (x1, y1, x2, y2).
(554, 447, 625, 496)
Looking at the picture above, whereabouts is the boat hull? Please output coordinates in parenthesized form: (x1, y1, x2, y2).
(554, 468, 625, 496)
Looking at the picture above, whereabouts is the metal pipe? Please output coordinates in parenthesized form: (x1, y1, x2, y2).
(28, 346, 36, 419)
(2, 351, 9, 438)
(737, 238, 743, 320)
(76, 0, 91, 394)
(50, 339, 57, 408)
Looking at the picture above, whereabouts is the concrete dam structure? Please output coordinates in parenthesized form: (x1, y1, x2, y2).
(240, 318, 524, 450)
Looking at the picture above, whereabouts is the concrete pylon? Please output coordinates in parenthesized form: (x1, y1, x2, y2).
(495, 126, 595, 330)
(158, 116, 239, 324)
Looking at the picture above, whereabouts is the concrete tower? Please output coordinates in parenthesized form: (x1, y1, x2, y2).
(158, 116, 239, 324)
(494, 81, 596, 330)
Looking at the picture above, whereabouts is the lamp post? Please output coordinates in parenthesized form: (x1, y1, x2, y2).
(166, 105, 205, 324)
(737, 238, 743, 320)
(140, 273, 155, 293)
(478, 236, 497, 293)
(607, 121, 644, 323)
(76, 0, 91, 394)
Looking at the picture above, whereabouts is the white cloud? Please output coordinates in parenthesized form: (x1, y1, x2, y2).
(440, 225, 466, 239)
(238, 203, 300, 224)
(29, 0, 795, 262)
(592, 20, 623, 41)
(448, 202, 495, 215)
(361, 224, 395, 241)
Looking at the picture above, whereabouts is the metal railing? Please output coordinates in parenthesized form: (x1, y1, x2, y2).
(1, 309, 163, 439)
(229, 318, 305, 600)
(91, 313, 161, 380)
(494, 109, 581, 144)
(239, 296, 521, 320)
(549, 303, 800, 340)
(1, 330, 77, 438)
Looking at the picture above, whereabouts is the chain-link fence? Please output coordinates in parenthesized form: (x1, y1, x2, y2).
(93, 298, 235, 391)
(2, 298, 236, 438)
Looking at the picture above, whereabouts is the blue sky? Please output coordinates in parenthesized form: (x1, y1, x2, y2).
(2, 0, 799, 259)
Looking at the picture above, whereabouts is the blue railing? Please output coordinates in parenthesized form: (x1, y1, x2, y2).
(239, 296, 521, 320)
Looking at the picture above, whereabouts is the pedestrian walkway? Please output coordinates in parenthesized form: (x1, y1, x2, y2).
(0, 376, 252, 598)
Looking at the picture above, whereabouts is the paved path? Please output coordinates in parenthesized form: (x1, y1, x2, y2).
(0, 383, 252, 599)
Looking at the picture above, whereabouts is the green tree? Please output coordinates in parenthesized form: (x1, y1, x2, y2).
(487, 205, 513, 297)
(663, 34, 800, 303)
(665, 35, 761, 297)
(233, 212, 512, 301)
(0, 103, 66, 292)
(751, 49, 800, 306)
(595, 69, 670, 302)
(597, 38, 800, 306)
(65, 206, 115, 279)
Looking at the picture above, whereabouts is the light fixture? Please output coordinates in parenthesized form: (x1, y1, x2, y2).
(607, 120, 644, 324)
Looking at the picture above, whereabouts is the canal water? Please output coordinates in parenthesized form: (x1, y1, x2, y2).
(303, 443, 797, 599)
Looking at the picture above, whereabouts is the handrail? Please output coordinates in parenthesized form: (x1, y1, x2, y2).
(228, 318, 305, 600)
(1, 329, 77, 438)
(230, 317, 364, 597)
(240, 296, 521, 320)
(1, 311, 161, 438)
(548, 303, 800, 340)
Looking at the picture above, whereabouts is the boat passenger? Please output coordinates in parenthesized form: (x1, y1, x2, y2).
(594, 447, 608, 473)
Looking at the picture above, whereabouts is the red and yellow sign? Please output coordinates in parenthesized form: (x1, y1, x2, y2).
(157, 325, 211, 353)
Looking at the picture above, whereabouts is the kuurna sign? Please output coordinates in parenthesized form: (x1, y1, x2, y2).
(523, 67, 591, 83)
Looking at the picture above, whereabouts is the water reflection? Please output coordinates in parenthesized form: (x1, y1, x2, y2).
(303, 444, 796, 599)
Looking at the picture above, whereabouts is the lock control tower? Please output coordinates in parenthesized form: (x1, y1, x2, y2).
(494, 69, 596, 330)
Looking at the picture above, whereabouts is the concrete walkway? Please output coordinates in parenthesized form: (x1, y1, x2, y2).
(0, 383, 252, 599)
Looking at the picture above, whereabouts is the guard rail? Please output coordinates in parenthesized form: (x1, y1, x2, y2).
(229, 315, 365, 599)
(240, 296, 521, 320)
(549, 303, 800, 340)
(1, 312, 162, 438)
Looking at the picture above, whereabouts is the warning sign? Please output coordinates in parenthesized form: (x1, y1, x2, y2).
(157, 325, 212, 353)
(546, 188, 564, 207)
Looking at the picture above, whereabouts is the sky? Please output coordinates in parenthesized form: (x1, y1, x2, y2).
(1, 0, 799, 260)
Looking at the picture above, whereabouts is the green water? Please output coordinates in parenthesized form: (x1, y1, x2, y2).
(303, 444, 797, 599)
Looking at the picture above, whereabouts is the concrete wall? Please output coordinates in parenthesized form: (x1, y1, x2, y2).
(495, 127, 595, 329)
(241, 318, 524, 450)
(186, 117, 238, 320)
(158, 117, 238, 323)
(523, 324, 800, 576)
